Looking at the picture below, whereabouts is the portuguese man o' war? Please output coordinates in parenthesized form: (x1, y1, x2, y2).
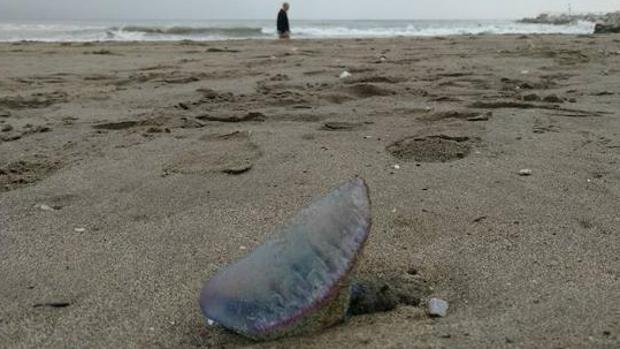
(199, 178, 372, 340)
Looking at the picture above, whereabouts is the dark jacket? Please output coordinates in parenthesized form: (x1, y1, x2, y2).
(277, 9, 290, 33)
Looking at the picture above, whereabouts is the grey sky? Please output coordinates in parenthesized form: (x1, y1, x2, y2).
(0, 0, 617, 20)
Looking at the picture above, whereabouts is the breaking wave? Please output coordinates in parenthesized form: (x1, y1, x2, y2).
(110, 25, 266, 37)
(0, 20, 596, 42)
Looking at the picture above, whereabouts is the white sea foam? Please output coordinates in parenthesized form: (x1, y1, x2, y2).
(0, 19, 596, 42)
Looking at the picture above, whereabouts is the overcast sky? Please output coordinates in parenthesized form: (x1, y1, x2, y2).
(0, 0, 618, 20)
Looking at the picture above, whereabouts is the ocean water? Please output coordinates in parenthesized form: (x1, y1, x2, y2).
(0, 19, 596, 42)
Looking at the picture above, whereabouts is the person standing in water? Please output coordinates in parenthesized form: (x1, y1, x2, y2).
(277, 3, 291, 39)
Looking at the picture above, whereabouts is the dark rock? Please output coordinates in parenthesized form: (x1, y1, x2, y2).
(594, 23, 620, 34)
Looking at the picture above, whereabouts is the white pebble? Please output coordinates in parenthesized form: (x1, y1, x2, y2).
(519, 169, 533, 176)
(339, 71, 352, 79)
(74, 228, 86, 233)
(427, 298, 449, 317)
(393, 164, 401, 170)
(37, 204, 55, 212)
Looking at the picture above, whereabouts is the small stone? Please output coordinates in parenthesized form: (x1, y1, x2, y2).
(339, 71, 352, 79)
(393, 164, 400, 170)
(74, 228, 86, 233)
(519, 169, 533, 176)
(520, 70, 529, 75)
(427, 298, 449, 317)
(37, 204, 56, 212)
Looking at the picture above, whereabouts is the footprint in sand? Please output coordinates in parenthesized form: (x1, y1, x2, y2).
(0, 91, 68, 110)
(387, 135, 475, 163)
(166, 131, 261, 176)
(345, 83, 395, 99)
(344, 76, 407, 84)
(0, 159, 62, 192)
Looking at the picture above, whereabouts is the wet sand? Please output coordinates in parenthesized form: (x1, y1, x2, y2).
(1, 35, 619, 348)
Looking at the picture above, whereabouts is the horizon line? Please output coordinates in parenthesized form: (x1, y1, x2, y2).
(0, 17, 523, 22)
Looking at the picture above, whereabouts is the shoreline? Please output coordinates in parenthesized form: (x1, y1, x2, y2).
(0, 31, 603, 44)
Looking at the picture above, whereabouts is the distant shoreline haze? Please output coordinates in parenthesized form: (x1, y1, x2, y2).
(0, 0, 618, 21)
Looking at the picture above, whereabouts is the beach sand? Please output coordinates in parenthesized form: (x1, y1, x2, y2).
(1, 34, 619, 348)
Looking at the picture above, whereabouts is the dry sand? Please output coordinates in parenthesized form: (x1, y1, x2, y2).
(1, 34, 619, 348)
